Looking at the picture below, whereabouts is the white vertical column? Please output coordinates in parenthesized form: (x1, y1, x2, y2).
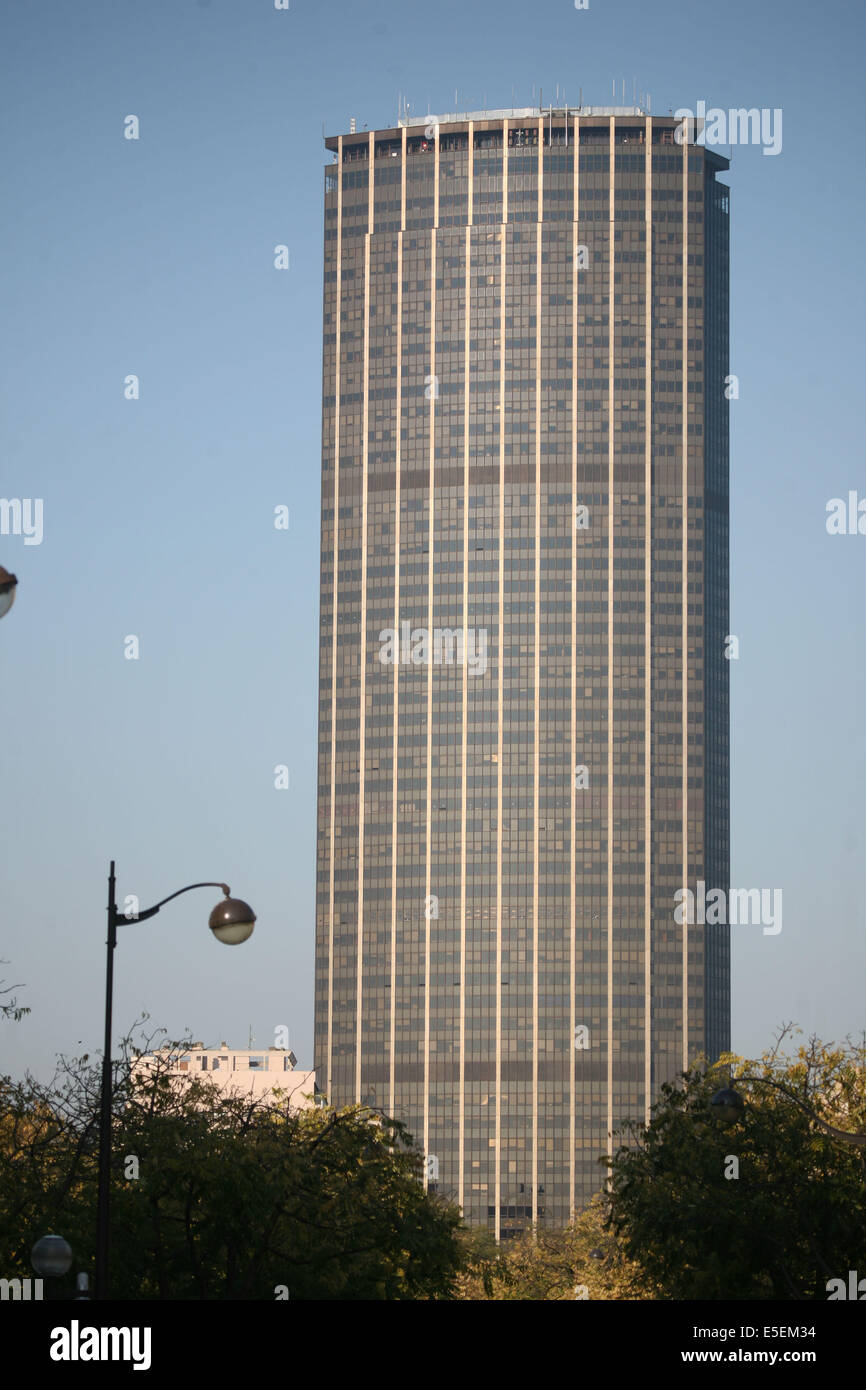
(468, 120, 474, 225)
(459, 217, 471, 1212)
(532, 113, 544, 1229)
(569, 113, 580, 1215)
(355, 132, 375, 1102)
(644, 116, 653, 1122)
(389, 131, 407, 1118)
(606, 116, 615, 1164)
(681, 131, 690, 1073)
(423, 208, 437, 1178)
(495, 117, 508, 1243)
(425, 127, 440, 1177)
(326, 135, 344, 1101)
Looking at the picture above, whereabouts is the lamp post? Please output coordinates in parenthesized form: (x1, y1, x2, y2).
(709, 1075, 866, 1149)
(0, 567, 18, 620)
(32, 1234, 73, 1302)
(95, 861, 256, 1300)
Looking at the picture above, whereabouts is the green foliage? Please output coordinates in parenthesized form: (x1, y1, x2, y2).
(0, 965, 30, 1022)
(0, 1027, 464, 1300)
(7, 1019, 862, 1301)
(608, 1029, 866, 1300)
(454, 1193, 655, 1300)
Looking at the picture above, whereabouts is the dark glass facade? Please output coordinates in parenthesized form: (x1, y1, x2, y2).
(315, 109, 730, 1235)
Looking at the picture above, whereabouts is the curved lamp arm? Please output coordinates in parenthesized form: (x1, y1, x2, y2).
(114, 882, 231, 926)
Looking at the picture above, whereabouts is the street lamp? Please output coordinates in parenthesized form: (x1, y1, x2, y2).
(32, 1235, 91, 1300)
(96, 861, 256, 1300)
(209, 895, 257, 945)
(708, 1086, 745, 1126)
(0, 567, 18, 620)
(709, 1075, 866, 1149)
(32, 1234, 73, 1278)
(32, 1234, 73, 1302)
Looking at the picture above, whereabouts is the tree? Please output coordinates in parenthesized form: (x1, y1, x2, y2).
(0, 961, 29, 1022)
(607, 1029, 866, 1300)
(454, 1194, 655, 1300)
(0, 1026, 464, 1300)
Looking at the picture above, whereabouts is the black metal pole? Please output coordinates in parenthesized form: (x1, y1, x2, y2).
(92, 866, 249, 1299)
(95, 860, 117, 1300)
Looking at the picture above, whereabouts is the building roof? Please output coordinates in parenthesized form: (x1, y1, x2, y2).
(326, 107, 672, 149)
(399, 105, 649, 126)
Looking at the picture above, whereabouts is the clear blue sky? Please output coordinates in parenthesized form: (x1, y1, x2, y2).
(1, 0, 863, 1082)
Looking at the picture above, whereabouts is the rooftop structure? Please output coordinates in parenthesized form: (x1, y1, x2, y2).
(133, 1045, 318, 1110)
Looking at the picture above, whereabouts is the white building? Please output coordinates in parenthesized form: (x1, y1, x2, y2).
(133, 1044, 318, 1110)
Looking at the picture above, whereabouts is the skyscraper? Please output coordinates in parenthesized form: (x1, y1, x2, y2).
(315, 106, 730, 1236)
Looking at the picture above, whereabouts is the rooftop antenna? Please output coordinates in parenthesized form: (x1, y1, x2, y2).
(247, 1025, 254, 1050)
(633, 77, 636, 106)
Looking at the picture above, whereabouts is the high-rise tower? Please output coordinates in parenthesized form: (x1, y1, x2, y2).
(315, 107, 730, 1236)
